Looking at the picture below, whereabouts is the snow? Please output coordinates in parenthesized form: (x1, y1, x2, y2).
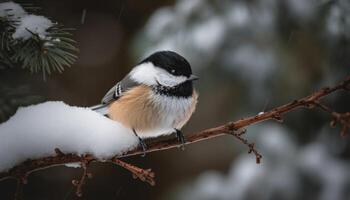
(0, 101, 139, 172)
(298, 142, 350, 200)
(224, 44, 276, 83)
(145, 8, 175, 39)
(12, 14, 53, 40)
(226, 3, 250, 28)
(326, 1, 350, 39)
(286, 0, 319, 21)
(326, 6, 342, 37)
(43, 41, 54, 47)
(65, 162, 82, 168)
(175, 0, 204, 17)
(222, 44, 277, 99)
(1, 1, 56, 40)
(185, 171, 225, 199)
(0, 1, 27, 21)
(53, 38, 61, 42)
(191, 17, 226, 52)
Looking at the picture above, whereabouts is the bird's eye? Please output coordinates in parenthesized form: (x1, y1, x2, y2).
(171, 69, 176, 74)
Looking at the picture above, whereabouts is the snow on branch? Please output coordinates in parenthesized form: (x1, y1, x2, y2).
(0, 76, 349, 198)
(0, 101, 139, 172)
(0, 1, 78, 79)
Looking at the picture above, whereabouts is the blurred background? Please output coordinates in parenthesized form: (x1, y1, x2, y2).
(1, 0, 350, 199)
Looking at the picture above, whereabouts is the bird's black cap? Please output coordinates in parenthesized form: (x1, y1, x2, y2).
(140, 51, 192, 77)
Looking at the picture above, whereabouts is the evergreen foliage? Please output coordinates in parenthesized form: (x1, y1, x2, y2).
(0, 1, 78, 79)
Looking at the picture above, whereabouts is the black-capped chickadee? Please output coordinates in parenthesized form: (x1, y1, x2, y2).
(91, 51, 198, 154)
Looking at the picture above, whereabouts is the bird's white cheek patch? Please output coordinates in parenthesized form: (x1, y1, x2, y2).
(156, 73, 187, 87)
(129, 62, 158, 85)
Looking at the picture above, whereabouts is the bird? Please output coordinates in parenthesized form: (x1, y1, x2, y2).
(90, 50, 198, 155)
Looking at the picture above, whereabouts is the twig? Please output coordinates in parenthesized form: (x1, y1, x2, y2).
(0, 76, 349, 197)
(111, 158, 155, 186)
(309, 101, 350, 137)
(71, 157, 93, 197)
(229, 129, 262, 163)
(14, 178, 24, 200)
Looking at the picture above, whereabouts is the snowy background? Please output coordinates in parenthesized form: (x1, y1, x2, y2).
(0, 0, 350, 199)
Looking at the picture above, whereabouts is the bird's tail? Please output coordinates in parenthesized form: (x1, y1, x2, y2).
(90, 104, 108, 116)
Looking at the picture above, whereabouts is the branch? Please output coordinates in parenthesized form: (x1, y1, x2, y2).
(229, 129, 262, 163)
(71, 154, 94, 197)
(310, 101, 350, 137)
(111, 158, 155, 186)
(123, 76, 350, 157)
(1, 76, 349, 198)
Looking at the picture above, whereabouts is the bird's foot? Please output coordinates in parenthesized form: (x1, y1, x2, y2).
(175, 128, 186, 150)
(138, 137, 147, 157)
(133, 128, 147, 157)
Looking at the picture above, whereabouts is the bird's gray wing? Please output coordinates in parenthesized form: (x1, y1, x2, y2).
(101, 75, 140, 104)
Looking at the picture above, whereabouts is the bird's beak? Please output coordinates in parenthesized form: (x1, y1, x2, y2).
(188, 74, 199, 81)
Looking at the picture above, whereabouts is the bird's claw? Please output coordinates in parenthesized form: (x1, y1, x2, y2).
(133, 128, 147, 157)
(138, 137, 147, 157)
(175, 129, 186, 150)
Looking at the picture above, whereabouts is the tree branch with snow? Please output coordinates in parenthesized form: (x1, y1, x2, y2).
(0, 1, 78, 79)
(0, 76, 349, 198)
